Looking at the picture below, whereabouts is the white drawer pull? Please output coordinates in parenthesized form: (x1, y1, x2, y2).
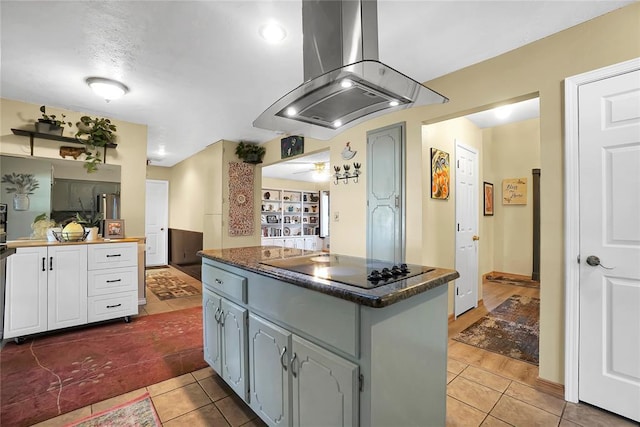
(106, 279, 122, 283)
(106, 303, 122, 309)
(106, 254, 122, 258)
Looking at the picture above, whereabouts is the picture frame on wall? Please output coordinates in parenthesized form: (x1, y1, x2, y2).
(104, 219, 125, 238)
(430, 148, 450, 200)
(483, 182, 494, 216)
(281, 135, 304, 159)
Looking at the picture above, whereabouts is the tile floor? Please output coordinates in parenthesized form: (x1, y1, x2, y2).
(30, 268, 639, 426)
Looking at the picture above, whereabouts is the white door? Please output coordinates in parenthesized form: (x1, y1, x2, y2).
(367, 123, 405, 263)
(48, 245, 88, 330)
(249, 314, 291, 427)
(454, 142, 479, 318)
(578, 68, 640, 422)
(145, 179, 168, 267)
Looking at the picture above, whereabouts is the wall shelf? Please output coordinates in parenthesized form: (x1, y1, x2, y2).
(10, 128, 117, 162)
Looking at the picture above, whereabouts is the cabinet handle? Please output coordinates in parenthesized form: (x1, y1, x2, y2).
(106, 303, 122, 308)
(42, 257, 46, 272)
(280, 347, 288, 371)
(219, 310, 225, 327)
(290, 352, 298, 378)
(106, 279, 122, 283)
(106, 254, 121, 258)
(214, 307, 222, 323)
(49, 257, 53, 271)
(215, 278, 223, 285)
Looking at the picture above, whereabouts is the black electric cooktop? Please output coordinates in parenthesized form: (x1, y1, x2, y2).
(260, 253, 434, 289)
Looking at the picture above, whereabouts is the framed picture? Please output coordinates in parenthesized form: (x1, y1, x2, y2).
(430, 148, 450, 200)
(281, 135, 304, 159)
(266, 215, 278, 224)
(104, 219, 124, 238)
(483, 182, 494, 216)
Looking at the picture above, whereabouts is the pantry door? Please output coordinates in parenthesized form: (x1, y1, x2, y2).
(145, 179, 168, 267)
(565, 58, 640, 422)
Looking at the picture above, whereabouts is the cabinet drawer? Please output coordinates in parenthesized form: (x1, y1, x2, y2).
(88, 267, 138, 296)
(88, 243, 137, 270)
(88, 292, 138, 322)
(202, 261, 246, 303)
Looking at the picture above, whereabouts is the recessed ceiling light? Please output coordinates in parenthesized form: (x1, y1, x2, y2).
(333, 120, 342, 128)
(340, 79, 353, 89)
(494, 105, 513, 119)
(259, 23, 287, 43)
(86, 77, 129, 101)
(389, 100, 399, 107)
(286, 107, 297, 117)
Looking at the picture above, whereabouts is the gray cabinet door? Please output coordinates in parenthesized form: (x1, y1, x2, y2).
(203, 288, 222, 373)
(221, 298, 248, 401)
(249, 314, 291, 427)
(292, 335, 358, 427)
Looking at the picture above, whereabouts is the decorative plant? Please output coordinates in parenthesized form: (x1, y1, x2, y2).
(31, 213, 56, 239)
(1, 173, 40, 194)
(75, 115, 117, 173)
(75, 198, 103, 228)
(235, 142, 266, 164)
(39, 105, 72, 128)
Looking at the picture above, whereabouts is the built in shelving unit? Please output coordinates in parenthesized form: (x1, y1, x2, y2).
(10, 128, 117, 162)
(261, 188, 321, 250)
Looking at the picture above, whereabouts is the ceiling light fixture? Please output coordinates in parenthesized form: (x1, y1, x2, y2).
(259, 23, 287, 43)
(86, 77, 129, 102)
(494, 105, 513, 119)
(340, 79, 353, 89)
(333, 120, 342, 128)
(389, 100, 399, 107)
(285, 107, 297, 117)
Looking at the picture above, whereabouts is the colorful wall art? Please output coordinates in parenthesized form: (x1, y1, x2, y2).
(228, 161, 255, 236)
(502, 178, 528, 205)
(430, 148, 450, 200)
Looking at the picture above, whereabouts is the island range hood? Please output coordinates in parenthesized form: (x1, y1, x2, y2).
(253, 0, 448, 140)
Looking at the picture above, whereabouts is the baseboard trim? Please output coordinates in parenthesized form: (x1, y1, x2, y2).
(536, 377, 565, 399)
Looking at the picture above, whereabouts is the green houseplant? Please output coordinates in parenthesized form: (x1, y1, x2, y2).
(1, 173, 40, 211)
(75, 115, 117, 173)
(235, 142, 266, 164)
(36, 105, 72, 136)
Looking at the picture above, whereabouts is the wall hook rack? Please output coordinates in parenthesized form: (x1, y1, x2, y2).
(333, 163, 361, 185)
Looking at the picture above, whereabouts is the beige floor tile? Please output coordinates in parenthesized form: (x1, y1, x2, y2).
(151, 382, 212, 422)
(504, 381, 565, 416)
(163, 403, 230, 427)
(562, 402, 638, 427)
(216, 394, 257, 427)
(480, 415, 513, 427)
(166, 294, 203, 310)
(447, 371, 457, 384)
(31, 406, 92, 427)
(490, 395, 559, 426)
(448, 376, 502, 413)
(446, 396, 487, 427)
(142, 300, 174, 314)
(199, 374, 233, 402)
(460, 366, 512, 393)
(559, 419, 582, 427)
(240, 418, 268, 427)
(147, 372, 196, 397)
(193, 366, 215, 381)
(448, 358, 469, 375)
(91, 387, 147, 413)
(137, 308, 149, 316)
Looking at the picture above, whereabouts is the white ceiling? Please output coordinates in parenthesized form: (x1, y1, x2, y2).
(0, 1, 632, 167)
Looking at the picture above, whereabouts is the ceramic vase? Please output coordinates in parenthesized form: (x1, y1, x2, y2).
(13, 194, 29, 211)
(85, 226, 99, 241)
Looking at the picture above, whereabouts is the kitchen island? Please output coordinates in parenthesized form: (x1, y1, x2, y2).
(199, 246, 459, 427)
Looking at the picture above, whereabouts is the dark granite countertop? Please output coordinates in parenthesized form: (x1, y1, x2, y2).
(198, 246, 459, 308)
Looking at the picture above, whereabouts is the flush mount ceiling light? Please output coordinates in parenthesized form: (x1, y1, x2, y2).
(259, 23, 287, 43)
(86, 77, 129, 101)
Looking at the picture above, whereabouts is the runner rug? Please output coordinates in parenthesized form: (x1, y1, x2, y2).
(0, 307, 206, 427)
(146, 269, 201, 300)
(65, 392, 161, 427)
(453, 295, 540, 365)
(485, 273, 540, 289)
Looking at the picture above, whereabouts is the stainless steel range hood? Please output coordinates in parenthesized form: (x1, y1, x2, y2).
(253, 0, 448, 140)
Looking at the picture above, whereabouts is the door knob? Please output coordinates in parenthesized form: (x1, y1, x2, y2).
(472, 235, 480, 241)
(586, 255, 614, 270)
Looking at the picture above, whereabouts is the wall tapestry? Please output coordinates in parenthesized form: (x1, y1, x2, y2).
(228, 162, 254, 236)
(483, 182, 494, 216)
(281, 135, 304, 159)
(502, 178, 527, 205)
(430, 148, 450, 200)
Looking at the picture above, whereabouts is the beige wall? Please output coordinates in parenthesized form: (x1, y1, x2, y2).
(0, 98, 148, 237)
(484, 118, 540, 276)
(255, 3, 640, 384)
(262, 177, 329, 192)
(146, 165, 171, 181)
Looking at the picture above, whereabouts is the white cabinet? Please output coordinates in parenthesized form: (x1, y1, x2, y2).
(248, 314, 358, 427)
(262, 188, 321, 249)
(203, 288, 248, 401)
(4, 245, 87, 339)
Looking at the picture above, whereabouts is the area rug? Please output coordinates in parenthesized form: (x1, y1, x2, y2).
(453, 295, 540, 365)
(65, 392, 161, 427)
(485, 273, 540, 289)
(0, 307, 207, 427)
(146, 269, 201, 300)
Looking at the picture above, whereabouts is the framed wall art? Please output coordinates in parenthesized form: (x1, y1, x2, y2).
(104, 219, 125, 239)
(281, 135, 304, 159)
(430, 148, 450, 200)
(483, 182, 494, 216)
(502, 178, 527, 205)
